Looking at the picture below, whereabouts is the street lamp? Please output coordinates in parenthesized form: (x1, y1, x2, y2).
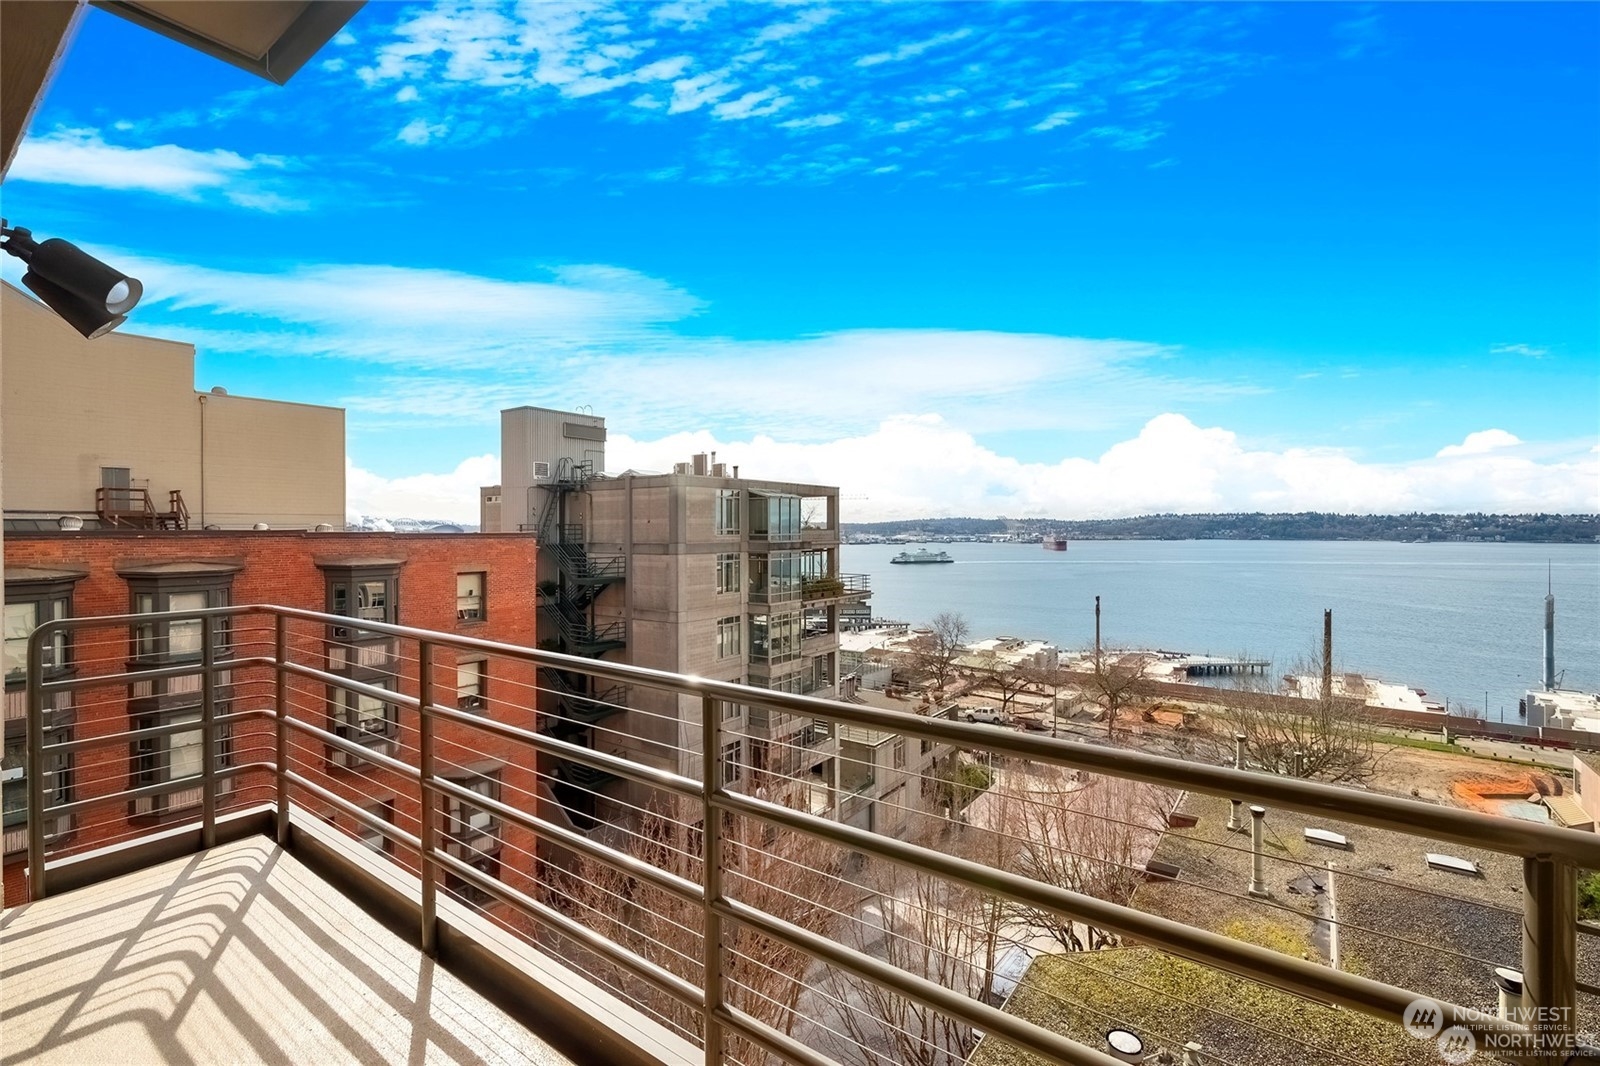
(0, 222, 143, 339)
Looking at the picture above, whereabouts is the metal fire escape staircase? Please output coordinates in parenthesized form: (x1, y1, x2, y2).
(535, 459, 626, 820)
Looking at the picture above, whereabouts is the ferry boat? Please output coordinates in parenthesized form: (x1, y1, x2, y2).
(890, 548, 954, 565)
(1042, 534, 1068, 552)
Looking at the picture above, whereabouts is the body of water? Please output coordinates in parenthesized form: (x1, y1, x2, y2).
(842, 540, 1600, 722)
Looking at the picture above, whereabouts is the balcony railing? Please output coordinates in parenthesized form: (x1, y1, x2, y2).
(14, 605, 1600, 1066)
(800, 572, 871, 602)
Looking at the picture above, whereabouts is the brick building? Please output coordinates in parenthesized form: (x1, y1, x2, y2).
(3, 529, 539, 907)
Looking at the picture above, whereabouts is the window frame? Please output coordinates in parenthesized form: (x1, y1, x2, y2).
(716, 489, 742, 535)
(716, 616, 742, 660)
(457, 571, 486, 623)
(125, 570, 236, 818)
(457, 658, 488, 711)
(716, 552, 741, 595)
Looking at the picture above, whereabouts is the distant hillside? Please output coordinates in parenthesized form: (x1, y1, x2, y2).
(843, 512, 1598, 543)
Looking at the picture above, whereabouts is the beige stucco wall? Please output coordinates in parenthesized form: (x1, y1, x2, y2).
(1, 283, 342, 528)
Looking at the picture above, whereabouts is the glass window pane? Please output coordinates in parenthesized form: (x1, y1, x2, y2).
(169, 591, 207, 612)
(3, 603, 37, 680)
(168, 620, 202, 657)
(170, 725, 203, 779)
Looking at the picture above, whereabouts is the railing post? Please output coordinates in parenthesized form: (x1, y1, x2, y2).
(419, 639, 439, 956)
(275, 613, 290, 846)
(701, 693, 725, 1066)
(200, 610, 217, 849)
(25, 625, 49, 901)
(1522, 854, 1576, 1062)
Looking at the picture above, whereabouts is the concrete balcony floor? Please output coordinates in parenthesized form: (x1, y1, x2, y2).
(1, 838, 574, 1066)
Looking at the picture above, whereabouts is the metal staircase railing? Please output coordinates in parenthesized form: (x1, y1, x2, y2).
(537, 588, 626, 654)
(539, 667, 628, 727)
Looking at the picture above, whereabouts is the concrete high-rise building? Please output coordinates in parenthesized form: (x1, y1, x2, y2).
(490, 407, 870, 830)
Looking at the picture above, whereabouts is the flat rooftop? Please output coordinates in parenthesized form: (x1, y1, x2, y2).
(1, 837, 574, 1066)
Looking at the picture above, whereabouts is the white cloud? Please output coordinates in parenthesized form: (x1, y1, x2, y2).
(856, 28, 973, 68)
(669, 71, 740, 113)
(110, 253, 704, 369)
(755, 7, 837, 44)
(1490, 343, 1548, 358)
(712, 88, 792, 120)
(347, 454, 498, 523)
(7, 127, 304, 210)
(1030, 109, 1081, 132)
(1436, 429, 1521, 457)
(608, 415, 1600, 521)
(395, 85, 420, 103)
(397, 118, 449, 144)
(779, 113, 844, 130)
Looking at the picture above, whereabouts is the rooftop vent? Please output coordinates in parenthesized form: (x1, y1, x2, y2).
(1425, 852, 1480, 876)
(673, 462, 692, 475)
(252, 522, 270, 531)
(711, 463, 727, 477)
(692, 453, 709, 476)
(1305, 828, 1350, 850)
(58, 515, 83, 531)
(313, 523, 334, 532)
(210, 386, 228, 395)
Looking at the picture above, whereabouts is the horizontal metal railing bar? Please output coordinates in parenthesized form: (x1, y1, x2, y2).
(282, 770, 424, 855)
(715, 1005, 839, 1066)
(714, 789, 1533, 1046)
(279, 712, 421, 779)
(44, 760, 276, 818)
(428, 775, 705, 907)
(426, 700, 703, 797)
(44, 707, 272, 756)
(431, 848, 706, 1012)
(717, 897, 1127, 1066)
(37, 655, 272, 693)
(36, 606, 1599, 864)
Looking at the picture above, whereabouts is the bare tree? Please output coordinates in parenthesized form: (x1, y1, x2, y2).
(1083, 648, 1150, 741)
(907, 612, 970, 695)
(559, 790, 857, 1064)
(817, 810, 1018, 1066)
(1217, 658, 1383, 783)
(1006, 769, 1174, 952)
(968, 658, 1037, 717)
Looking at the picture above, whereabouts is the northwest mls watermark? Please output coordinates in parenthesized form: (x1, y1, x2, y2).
(1403, 997, 1585, 1064)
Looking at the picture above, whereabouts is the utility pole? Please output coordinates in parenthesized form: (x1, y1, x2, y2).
(1094, 595, 1102, 659)
(1322, 609, 1334, 701)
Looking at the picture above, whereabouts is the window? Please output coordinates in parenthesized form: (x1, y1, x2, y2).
(358, 800, 396, 855)
(131, 580, 231, 662)
(332, 681, 397, 761)
(716, 552, 741, 595)
(4, 586, 70, 684)
(326, 566, 399, 638)
(716, 489, 741, 535)
(458, 659, 487, 711)
(3, 713, 72, 855)
(721, 741, 741, 786)
(749, 551, 800, 603)
(892, 737, 906, 771)
(125, 570, 236, 818)
(323, 565, 402, 769)
(716, 616, 741, 660)
(721, 700, 741, 721)
(750, 494, 801, 541)
(749, 612, 802, 664)
(457, 572, 485, 621)
(444, 770, 503, 905)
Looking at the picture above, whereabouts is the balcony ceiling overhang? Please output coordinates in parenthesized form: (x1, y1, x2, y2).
(2, 0, 362, 174)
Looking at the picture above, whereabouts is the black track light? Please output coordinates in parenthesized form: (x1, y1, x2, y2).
(1, 222, 142, 339)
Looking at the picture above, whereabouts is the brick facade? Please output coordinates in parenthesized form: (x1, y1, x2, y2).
(4, 529, 540, 910)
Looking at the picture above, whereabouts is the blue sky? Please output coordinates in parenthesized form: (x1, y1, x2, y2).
(4, 1, 1596, 521)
